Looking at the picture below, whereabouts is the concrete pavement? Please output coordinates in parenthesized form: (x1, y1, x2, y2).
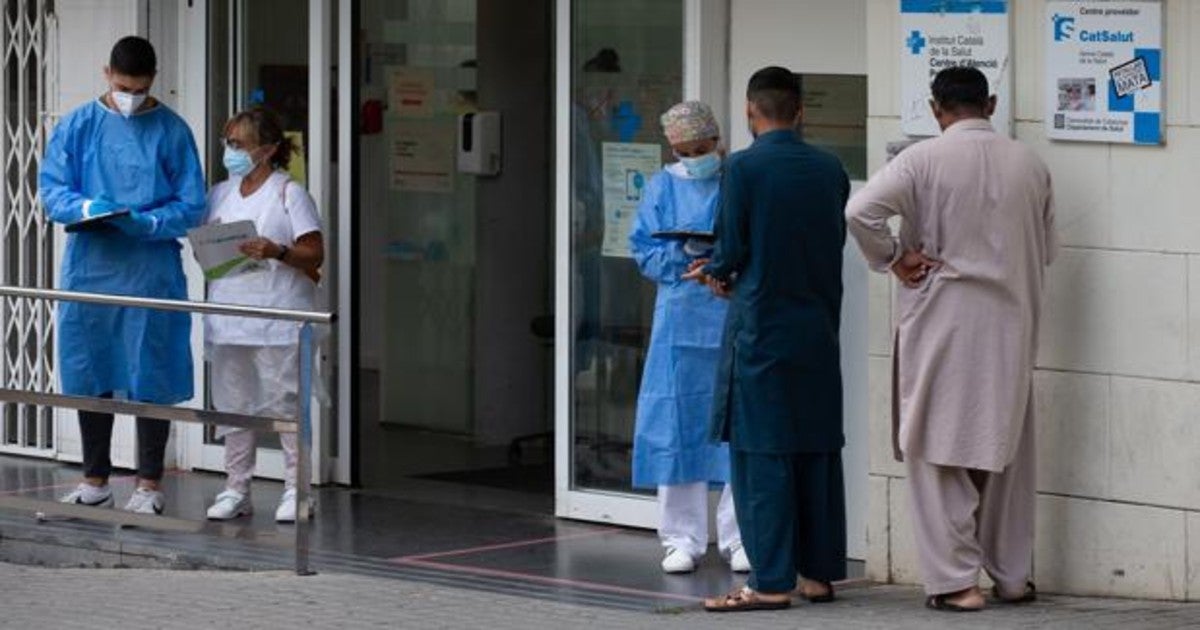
(0, 562, 1196, 629)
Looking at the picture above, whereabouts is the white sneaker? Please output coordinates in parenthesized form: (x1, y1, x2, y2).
(275, 488, 314, 523)
(206, 489, 252, 520)
(123, 488, 164, 515)
(661, 547, 697, 574)
(60, 483, 114, 508)
(728, 543, 752, 573)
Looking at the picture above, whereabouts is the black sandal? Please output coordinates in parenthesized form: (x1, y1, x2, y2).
(925, 592, 984, 612)
(993, 581, 1037, 604)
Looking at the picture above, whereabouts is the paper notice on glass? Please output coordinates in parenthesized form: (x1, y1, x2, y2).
(187, 220, 268, 281)
(391, 121, 455, 193)
(387, 67, 435, 119)
(284, 130, 307, 186)
(601, 142, 661, 258)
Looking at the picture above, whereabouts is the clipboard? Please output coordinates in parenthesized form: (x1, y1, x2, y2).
(64, 208, 130, 233)
(187, 220, 267, 280)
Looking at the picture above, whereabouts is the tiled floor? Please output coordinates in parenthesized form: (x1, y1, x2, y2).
(0, 456, 864, 610)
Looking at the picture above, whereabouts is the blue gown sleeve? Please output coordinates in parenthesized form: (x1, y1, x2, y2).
(629, 175, 687, 285)
(137, 121, 207, 241)
(703, 160, 748, 283)
(39, 114, 90, 225)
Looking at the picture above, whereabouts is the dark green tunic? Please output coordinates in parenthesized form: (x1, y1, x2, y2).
(703, 129, 849, 591)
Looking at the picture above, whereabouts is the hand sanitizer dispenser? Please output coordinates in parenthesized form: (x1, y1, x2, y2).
(457, 111, 502, 176)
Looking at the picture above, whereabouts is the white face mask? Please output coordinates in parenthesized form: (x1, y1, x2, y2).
(112, 91, 147, 118)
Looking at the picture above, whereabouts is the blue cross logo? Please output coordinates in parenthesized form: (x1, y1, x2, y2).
(906, 30, 927, 55)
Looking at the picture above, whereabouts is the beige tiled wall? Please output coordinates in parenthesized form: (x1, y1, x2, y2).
(864, 0, 1200, 601)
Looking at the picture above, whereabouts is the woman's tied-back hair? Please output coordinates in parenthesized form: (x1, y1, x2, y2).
(223, 106, 295, 171)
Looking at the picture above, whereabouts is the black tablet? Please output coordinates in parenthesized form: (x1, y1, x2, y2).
(65, 208, 131, 233)
(651, 230, 715, 243)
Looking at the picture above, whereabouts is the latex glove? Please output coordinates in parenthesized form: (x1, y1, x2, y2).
(83, 199, 121, 219)
(112, 211, 158, 238)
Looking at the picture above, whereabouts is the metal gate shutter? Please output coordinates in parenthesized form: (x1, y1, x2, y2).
(0, 0, 56, 456)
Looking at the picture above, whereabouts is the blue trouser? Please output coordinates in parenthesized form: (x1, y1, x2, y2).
(730, 449, 847, 593)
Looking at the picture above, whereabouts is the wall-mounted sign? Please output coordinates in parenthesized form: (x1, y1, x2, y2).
(600, 142, 660, 259)
(900, 1, 1012, 137)
(1045, 1, 1162, 145)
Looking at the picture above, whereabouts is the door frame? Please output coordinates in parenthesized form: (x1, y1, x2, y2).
(552, 0, 729, 529)
(179, 0, 343, 485)
(552, 1, 869, 561)
(334, 0, 354, 487)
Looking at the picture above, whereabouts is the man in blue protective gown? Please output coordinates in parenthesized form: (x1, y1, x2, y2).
(629, 101, 747, 576)
(687, 67, 849, 613)
(39, 36, 205, 515)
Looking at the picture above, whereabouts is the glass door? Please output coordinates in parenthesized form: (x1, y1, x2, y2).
(188, 0, 315, 481)
(352, 0, 554, 493)
(556, 0, 690, 527)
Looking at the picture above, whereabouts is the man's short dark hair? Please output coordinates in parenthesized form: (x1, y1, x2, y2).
(747, 66, 801, 123)
(109, 36, 157, 77)
(930, 67, 989, 113)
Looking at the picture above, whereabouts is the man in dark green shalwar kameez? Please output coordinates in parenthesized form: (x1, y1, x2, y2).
(686, 66, 849, 613)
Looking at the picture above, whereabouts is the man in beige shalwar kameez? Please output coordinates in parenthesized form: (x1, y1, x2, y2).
(845, 67, 1057, 612)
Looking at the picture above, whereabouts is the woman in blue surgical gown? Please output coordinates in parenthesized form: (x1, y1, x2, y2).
(629, 101, 747, 575)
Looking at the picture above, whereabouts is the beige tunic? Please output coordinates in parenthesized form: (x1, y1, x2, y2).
(846, 119, 1058, 472)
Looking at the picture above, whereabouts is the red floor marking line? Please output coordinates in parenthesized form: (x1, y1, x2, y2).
(394, 556, 704, 604)
(392, 527, 622, 562)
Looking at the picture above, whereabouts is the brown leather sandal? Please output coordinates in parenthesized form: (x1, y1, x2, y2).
(704, 586, 792, 613)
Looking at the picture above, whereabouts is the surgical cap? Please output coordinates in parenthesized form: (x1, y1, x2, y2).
(660, 101, 719, 145)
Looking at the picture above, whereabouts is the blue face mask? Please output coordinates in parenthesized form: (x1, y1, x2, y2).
(679, 152, 722, 179)
(222, 146, 256, 177)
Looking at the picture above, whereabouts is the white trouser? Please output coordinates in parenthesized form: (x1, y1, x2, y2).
(658, 482, 741, 559)
(209, 344, 301, 494)
(223, 429, 298, 494)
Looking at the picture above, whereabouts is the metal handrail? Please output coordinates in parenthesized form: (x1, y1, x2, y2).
(0, 286, 335, 323)
(0, 285, 333, 575)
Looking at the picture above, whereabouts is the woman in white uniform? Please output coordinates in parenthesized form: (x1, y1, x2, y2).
(204, 107, 324, 522)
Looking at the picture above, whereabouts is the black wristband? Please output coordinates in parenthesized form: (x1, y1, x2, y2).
(275, 245, 290, 261)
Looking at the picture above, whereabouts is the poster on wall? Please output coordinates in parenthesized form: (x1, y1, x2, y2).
(600, 142, 660, 259)
(387, 67, 435, 119)
(390, 121, 454, 193)
(900, 0, 1012, 137)
(1044, 1, 1162, 145)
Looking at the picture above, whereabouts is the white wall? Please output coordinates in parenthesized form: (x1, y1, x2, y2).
(728, 0, 871, 561)
(865, 0, 1200, 601)
(52, 0, 142, 469)
(54, 0, 139, 113)
(728, 0, 867, 150)
(52, 0, 205, 472)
